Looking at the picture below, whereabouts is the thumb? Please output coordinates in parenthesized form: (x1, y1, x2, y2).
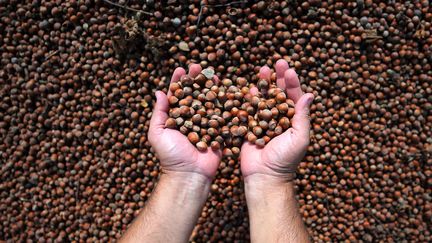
(291, 93, 314, 139)
(149, 91, 169, 135)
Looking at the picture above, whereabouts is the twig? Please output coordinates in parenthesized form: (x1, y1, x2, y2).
(43, 50, 59, 62)
(75, 180, 80, 202)
(102, 0, 153, 16)
(196, 1, 204, 28)
(206, 0, 248, 8)
(366, 209, 398, 240)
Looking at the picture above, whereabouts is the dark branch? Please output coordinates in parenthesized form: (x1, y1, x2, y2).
(102, 0, 153, 16)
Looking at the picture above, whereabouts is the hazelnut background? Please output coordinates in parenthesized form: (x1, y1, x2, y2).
(0, 0, 431, 242)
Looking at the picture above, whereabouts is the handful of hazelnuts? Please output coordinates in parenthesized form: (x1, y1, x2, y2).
(165, 69, 295, 157)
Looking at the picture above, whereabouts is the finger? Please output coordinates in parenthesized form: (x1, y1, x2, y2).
(284, 69, 303, 103)
(171, 67, 186, 83)
(250, 87, 259, 96)
(291, 93, 314, 139)
(167, 67, 186, 97)
(149, 91, 169, 135)
(275, 59, 289, 90)
(259, 66, 271, 80)
(188, 64, 202, 78)
(206, 147, 222, 158)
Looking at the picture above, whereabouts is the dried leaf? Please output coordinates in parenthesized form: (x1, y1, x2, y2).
(141, 100, 148, 108)
(364, 29, 381, 39)
(414, 27, 426, 39)
(364, 29, 382, 43)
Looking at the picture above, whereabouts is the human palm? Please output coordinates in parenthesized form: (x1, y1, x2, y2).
(241, 60, 314, 180)
(148, 65, 221, 179)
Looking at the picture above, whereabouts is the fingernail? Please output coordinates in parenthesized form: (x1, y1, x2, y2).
(306, 95, 314, 106)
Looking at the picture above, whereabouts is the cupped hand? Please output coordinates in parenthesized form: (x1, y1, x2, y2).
(241, 59, 314, 181)
(148, 64, 222, 179)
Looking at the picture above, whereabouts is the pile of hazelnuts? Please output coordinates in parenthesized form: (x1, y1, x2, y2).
(1, 0, 431, 241)
(164, 69, 295, 156)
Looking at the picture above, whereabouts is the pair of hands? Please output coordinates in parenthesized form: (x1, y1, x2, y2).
(148, 59, 314, 182)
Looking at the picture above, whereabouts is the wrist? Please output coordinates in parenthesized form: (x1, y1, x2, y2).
(244, 173, 296, 202)
(244, 172, 296, 189)
(159, 157, 218, 181)
(158, 171, 212, 199)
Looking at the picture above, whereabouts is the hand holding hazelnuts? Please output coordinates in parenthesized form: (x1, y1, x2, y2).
(152, 59, 314, 183)
(148, 64, 222, 179)
(240, 60, 314, 180)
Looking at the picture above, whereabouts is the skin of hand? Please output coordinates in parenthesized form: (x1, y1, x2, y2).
(120, 64, 222, 243)
(241, 59, 314, 181)
(149, 64, 222, 179)
(241, 59, 313, 243)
